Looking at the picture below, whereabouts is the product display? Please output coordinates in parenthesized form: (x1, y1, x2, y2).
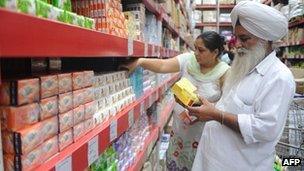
(59, 110, 74, 132)
(39, 96, 58, 120)
(58, 128, 73, 151)
(58, 73, 72, 94)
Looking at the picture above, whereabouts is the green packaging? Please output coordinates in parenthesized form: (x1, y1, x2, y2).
(51, 0, 71, 11)
(17, 0, 35, 15)
(1, 0, 17, 10)
(76, 15, 85, 27)
(84, 17, 95, 30)
(35, 0, 51, 18)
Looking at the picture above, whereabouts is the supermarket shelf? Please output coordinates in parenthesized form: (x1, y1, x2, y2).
(289, 18, 304, 28)
(158, 100, 175, 132)
(0, 8, 179, 58)
(142, 0, 161, 17)
(35, 73, 180, 171)
(279, 40, 304, 47)
(127, 126, 159, 171)
(195, 4, 235, 10)
(195, 22, 232, 28)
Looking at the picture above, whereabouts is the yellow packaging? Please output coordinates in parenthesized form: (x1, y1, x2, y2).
(171, 77, 201, 107)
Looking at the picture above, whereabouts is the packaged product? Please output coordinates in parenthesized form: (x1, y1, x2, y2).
(0, 78, 40, 106)
(59, 110, 73, 132)
(41, 136, 59, 162)
(58, 92, 73, 113)
(83, 87, 94, 104)
(35, 0, 53, 18)
(72, 72, 84, 90)
(48, 6, 66, 22)
(73, 121, 85, 142)
(58, 73, 72, 94)
(4, 146, 42, 171)
(16, 0, 36, 15)
(51, 0, 71, 11)
(2, 122, 43, 154)
(41, 116, 58, 141)
(39, 96, 58, 120)
(84, 118, 94, 134)
(84, 17, 95, 29)
(171, 77, 201, 107)
(76, 15, 85, 27)
(73, 89, 84, 108)
(84, 101, 98, 119)
(73, 105, 85, 125)
(1, 103, 40, 131)
(0, 0, 17, 9)
(39, 74, 58, 99)
(58, 129, 73, 151)
(83, 70, 94, 87)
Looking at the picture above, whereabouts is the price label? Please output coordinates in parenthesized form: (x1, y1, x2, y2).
(110, 120, 117, 142)
(128, 109, 134, 128)
(88, 136, 99, 165)
(56, 156, 72, 171)
(144, 43, 148, 57)
(128, 37, 133, 56)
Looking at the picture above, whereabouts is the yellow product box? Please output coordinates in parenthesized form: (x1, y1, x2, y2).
(171, 77, 201, 107)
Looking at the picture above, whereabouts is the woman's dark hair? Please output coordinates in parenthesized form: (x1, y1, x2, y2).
(196, 31, 225, 57)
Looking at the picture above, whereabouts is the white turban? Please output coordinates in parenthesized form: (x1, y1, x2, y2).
(231, 1, 288, 41)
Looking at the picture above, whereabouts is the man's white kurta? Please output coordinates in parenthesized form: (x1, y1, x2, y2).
(192, 51, 295, 171)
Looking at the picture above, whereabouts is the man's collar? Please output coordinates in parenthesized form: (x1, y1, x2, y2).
(248, 51, 276, 76)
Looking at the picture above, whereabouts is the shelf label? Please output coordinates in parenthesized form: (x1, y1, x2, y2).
(128, 37, 133, 56)
(88, 136, 99, 165)
(56, 156, 72, 171)
(128, 109, 134, 128)
(144, 43, 148, 57)
(110, 120, 117, 142)
(140, 102, 145, 113)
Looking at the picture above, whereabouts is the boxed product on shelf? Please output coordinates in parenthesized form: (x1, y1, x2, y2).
(219, 13, 232, 22)
(202, 11, 217, 22)
(58, 128, 73, 151)
(41, 136, 59, 162)
(51, 0, 71, 11)
(59, 110, 74, 132)
(41, 116, 59, 140)
(73, 89, 85, 108)
(58, 73, 72, 94)
(73, 105, 85, 125)
(83, 118, 94, 134)
(193, 10, 202, 22)
(0, 0, 17, 9)
(58, 92, 73, 113)
(83, 87, 94, 104)
(72, 71, 84, 90)
(202, 0, 216, 4)
(219, 0, 235, 4)
(84, 101, 98, 119)
(1, 103, 40, 131)
(4, 145, 42, 171)
(73, 121, 85, 142)
(16, 0, 36, 15)
(39, 74, 58, 99)
(2, 122, 43, 154)
(0, 78, 40, 106)
(83, 70, 94, 87)
(39, 96, 58, 120)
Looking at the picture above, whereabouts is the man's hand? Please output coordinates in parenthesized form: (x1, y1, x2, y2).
(186, 97, 220, 122)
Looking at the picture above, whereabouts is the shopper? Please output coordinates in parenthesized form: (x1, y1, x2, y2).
(188, 2, 296, 171)
(121, 31, 230, 170)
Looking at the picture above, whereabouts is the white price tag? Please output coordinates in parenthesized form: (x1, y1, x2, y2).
(128, 37, 133, 56)
(88, 136, 99, 165)
(140, 102, 145, 113)
(56, 156, 72, 171)
(110, 120, 117, 141)
(144, 43, 148, 57)
(128, 109, 134, 127)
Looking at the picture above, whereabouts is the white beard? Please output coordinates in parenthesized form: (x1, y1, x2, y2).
(223, 41, 267, 94)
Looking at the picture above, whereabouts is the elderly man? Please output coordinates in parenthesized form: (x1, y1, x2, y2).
(189, 1, 295, 170)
